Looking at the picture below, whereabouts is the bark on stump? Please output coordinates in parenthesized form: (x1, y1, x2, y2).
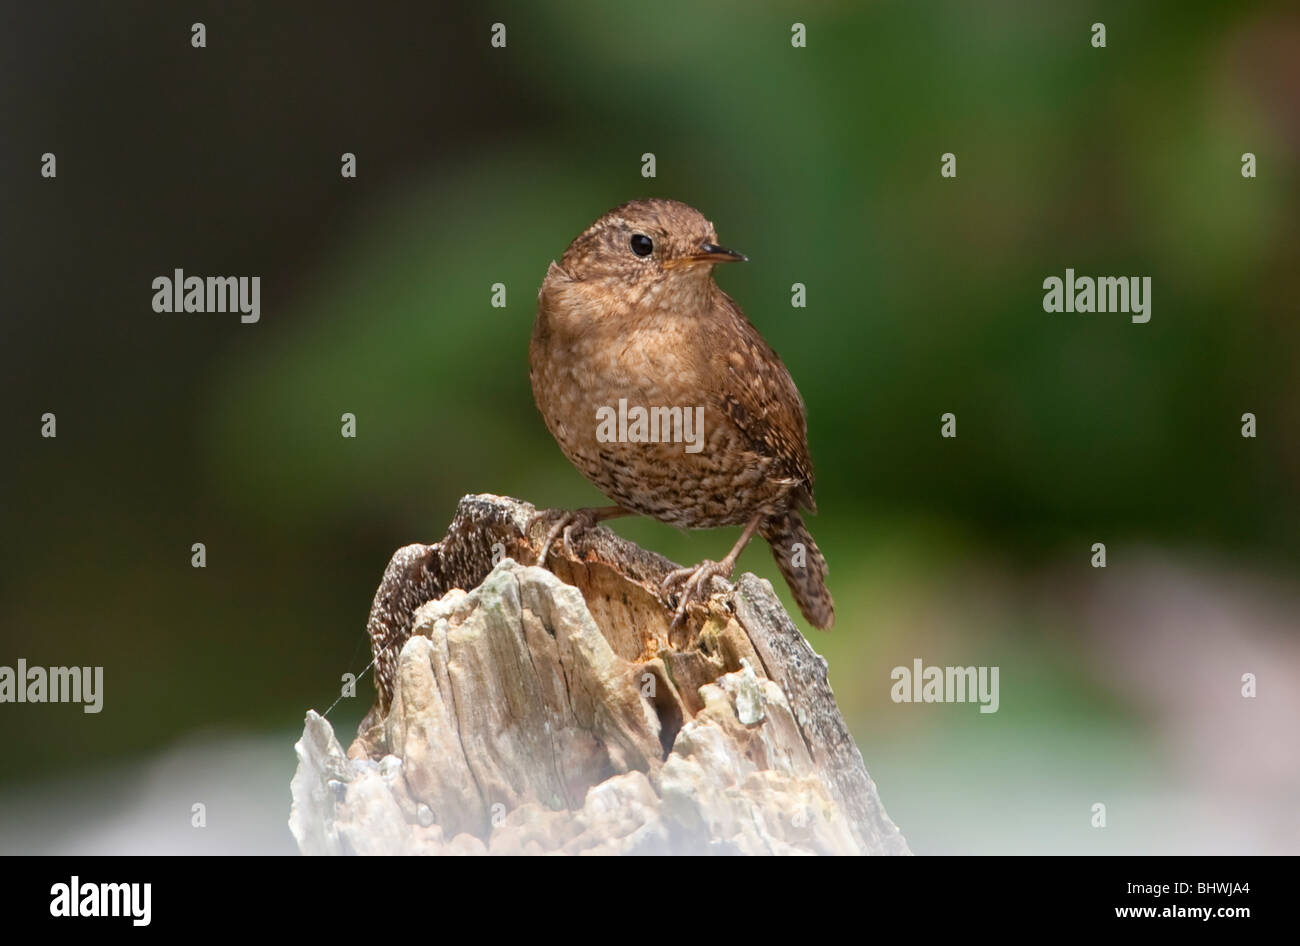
(289, 493, 909, 855)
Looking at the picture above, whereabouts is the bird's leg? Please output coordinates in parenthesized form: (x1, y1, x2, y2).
(662, 513, 765, 628)
(532, 505, 630, 565)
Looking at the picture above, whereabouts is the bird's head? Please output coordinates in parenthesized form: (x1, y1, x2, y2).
(557, 198, 745, 307)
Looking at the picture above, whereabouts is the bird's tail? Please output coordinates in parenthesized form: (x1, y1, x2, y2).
(760, 511, 834, 630)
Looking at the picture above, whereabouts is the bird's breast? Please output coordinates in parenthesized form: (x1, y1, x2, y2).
(533, 279, 703, 413)
(530, 274, 791, 527)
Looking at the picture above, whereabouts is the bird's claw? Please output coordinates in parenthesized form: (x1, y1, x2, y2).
(531, 509, 600, 566)
(661, 559, 733, 628)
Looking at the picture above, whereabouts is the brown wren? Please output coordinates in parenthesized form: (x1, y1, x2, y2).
(529, 198, 833, 629)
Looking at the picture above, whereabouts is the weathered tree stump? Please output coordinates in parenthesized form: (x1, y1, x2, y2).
(289, 494, 909, 855)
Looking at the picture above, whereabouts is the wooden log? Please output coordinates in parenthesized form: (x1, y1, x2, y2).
(290, 494, 909, 855)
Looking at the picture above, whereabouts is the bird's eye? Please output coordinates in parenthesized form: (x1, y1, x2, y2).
(630, 234, 654, 257)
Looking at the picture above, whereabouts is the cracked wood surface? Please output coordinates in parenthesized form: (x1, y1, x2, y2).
(303, 493, 909, 855)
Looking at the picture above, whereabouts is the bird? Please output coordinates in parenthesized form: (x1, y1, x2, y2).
(529, 198, 833, 630)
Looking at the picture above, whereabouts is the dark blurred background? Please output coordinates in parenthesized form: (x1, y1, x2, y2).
(1, 0, 1297, 854)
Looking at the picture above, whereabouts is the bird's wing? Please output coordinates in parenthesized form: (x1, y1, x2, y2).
(705, 289, 817, 509)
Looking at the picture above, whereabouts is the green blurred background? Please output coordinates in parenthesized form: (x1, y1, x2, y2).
(2, 0, 1297, 854)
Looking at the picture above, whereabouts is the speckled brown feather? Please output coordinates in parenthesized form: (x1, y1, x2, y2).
(704, 289, 815, 512)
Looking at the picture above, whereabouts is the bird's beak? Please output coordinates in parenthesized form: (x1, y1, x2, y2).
(667, 242, 748, 268)
(694, 242, 747, 263)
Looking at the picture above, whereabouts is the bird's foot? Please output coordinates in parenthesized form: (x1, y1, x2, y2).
(661, 559, 735, 629)
(530, 506, 626, 566)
